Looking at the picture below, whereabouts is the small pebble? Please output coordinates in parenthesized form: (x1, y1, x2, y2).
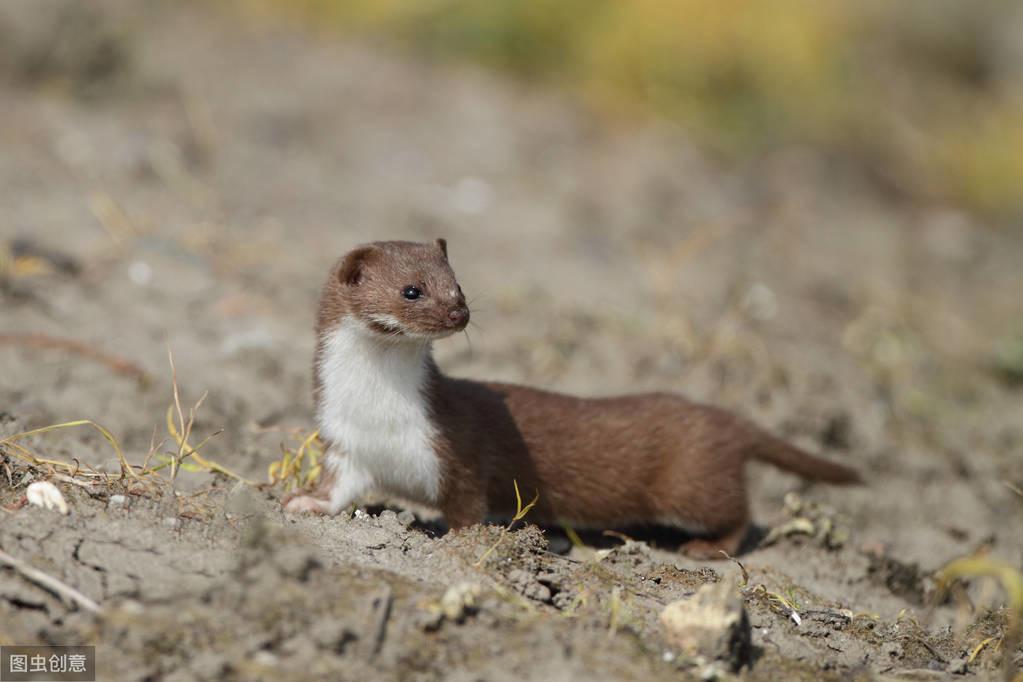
(252, 651, 279, 667)
(128, 260, 153, 286)
(699, 661, 727, 681)
(120, 600, 145, 615)
(108, 494, 128, 509)
(26, 481, 69, 515)
(396, 509, 416, 527)
(416, 608, 444, 632)
(163, 517, 181, 529)
(947, 656, 969, 675)
(441, 582, 482, 621)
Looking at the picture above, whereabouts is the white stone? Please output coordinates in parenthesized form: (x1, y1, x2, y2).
(26, 481, 69, 515)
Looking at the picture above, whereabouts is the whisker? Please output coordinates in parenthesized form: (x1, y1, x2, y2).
(466, 293, 489, 309)
(466, 320, 487, 342)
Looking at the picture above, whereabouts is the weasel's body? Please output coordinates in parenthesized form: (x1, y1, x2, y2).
(284, 240, 860, 557)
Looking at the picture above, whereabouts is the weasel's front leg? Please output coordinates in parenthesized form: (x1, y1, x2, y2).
(283, 450, 373, 516)
(439, 484, 487, 531)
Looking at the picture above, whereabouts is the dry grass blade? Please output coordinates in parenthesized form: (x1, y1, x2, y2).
(0, 419, 140, 480)
(0, 351, 259, 525)
(936, 557, 1023, 627)
(720, 550, 751, 588)
(562, 525, 585, 549)
(163, 405, 249, 484)
(167, 347, 187, 481)
(50, 473, 102, 490)
(511, 479, 539, 522)
(747, 583, 801, 615)
(268, 429, 323, 490)
(0, 548, 103, 614)
(968, 636, 997, 664)
(474, 480, 539, 567)
(164, 348, 253, 485)
(936, 555, 1023, 680)
(608, 585, 623, 638)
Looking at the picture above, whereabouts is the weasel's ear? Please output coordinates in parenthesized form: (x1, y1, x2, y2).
(435, 238, 448, 259)
(337, 246, 375, 286)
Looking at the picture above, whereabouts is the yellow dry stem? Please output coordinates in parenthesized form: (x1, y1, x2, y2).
(937, 555, 1023, 678)
(563, 525, 585, 549)
(0, 419, 139, 479)
(968, 636, 996, 664)
(474, 480, 539, 567)
(164, 406, 252, 485)
(511, 479, 539, 522)
(937, 556, 1023, 630)
(267, 429, 322, 490)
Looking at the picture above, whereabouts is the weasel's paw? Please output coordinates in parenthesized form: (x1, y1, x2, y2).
(679, 539, 729, 560)
(282, 495, 331, 515)
(679, 525, 748, 560)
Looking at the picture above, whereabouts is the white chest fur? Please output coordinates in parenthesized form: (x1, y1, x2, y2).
(316, 321, 442, 503)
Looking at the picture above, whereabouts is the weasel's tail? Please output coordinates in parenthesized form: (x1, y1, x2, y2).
(752, 432, 862, 485)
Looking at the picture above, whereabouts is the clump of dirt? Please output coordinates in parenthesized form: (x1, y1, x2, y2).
(761, 492, 852, 551)
(866, 552, 932, 606)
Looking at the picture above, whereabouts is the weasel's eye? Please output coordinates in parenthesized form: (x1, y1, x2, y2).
(401, 286, 422, 300)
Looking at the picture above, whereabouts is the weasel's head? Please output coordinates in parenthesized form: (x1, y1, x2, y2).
(326, 239, 470, 342)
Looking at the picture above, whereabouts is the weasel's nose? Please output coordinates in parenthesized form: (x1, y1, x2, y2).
(447, 307, 469, 327)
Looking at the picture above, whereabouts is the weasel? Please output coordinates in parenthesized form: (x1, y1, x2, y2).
(283, 239, 861, 558)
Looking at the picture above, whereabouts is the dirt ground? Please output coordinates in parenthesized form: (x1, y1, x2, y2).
(1, 2, 1022, 680)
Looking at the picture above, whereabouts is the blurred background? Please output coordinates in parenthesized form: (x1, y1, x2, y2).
(265, 0, 1023, 216)
(0, 0, 1021, 561)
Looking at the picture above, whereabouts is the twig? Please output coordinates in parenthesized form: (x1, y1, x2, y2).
(0, 548, 103, 614)
(911, 636, 947, 664)
(0, 333, 148, 383)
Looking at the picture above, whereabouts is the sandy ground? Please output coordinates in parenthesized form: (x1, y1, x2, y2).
(1, 2, 1022, 680)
